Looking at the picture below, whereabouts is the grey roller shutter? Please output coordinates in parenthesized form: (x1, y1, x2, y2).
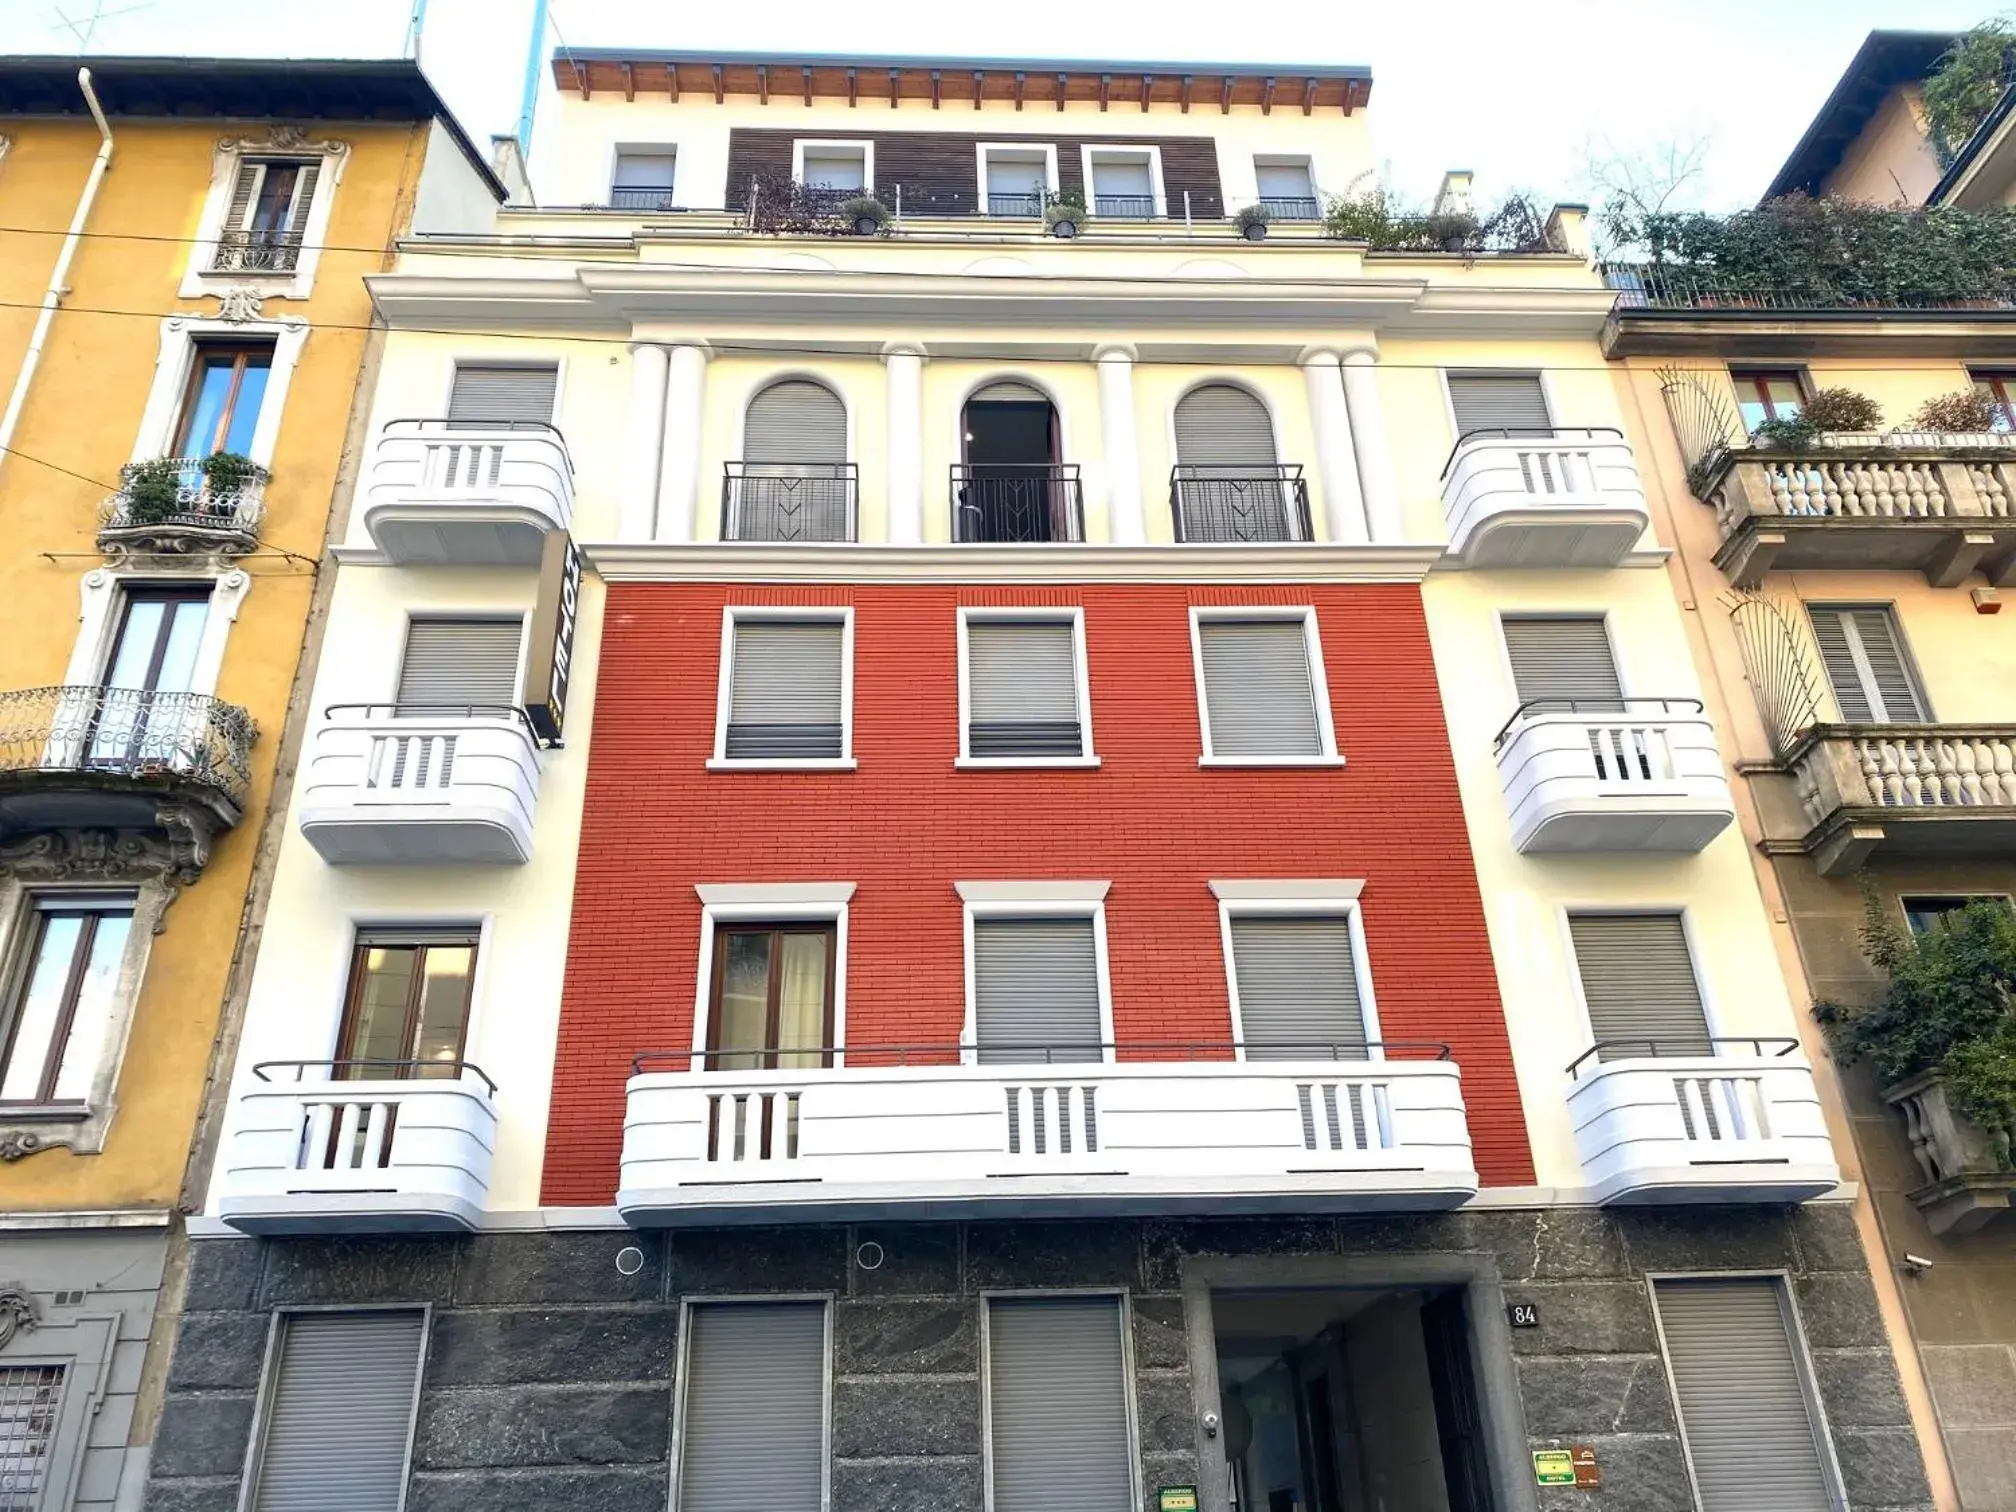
(1568, 913, 1712, 1060)
(973, 917, 1102, 1064)
(679, 1301, 827, 1512)
(972, 380, 1048, 404)
(1174, 385, 1279, 468)
(396, 618, 523, 708)
(744, 381, 846, 464)
(967, 619, 1082, 757)
(1808, 605, 1927, 724)
(988, 1297, 1134, 1512)
(613, 150, 677, 190)
(1231, 916, 1368, 1060)
(248, 1311, 424, 1512)
(1198, 619, 1323, 758)
(1255, 161, 1315, 201)
(1501, 617, 1624, 708)
(446, 364, 558, 427)
(1654, 1279, 1835, 1512)
(1447, 372, 1552, 439)
(726, 619, 845, 759)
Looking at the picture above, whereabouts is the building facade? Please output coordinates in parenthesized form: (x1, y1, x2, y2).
(0, 58, 499, 1508)
(147, 49, 1931, 1512)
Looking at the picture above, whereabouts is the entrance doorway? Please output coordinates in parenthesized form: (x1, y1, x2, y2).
(1212, 1287, 1494, 1512)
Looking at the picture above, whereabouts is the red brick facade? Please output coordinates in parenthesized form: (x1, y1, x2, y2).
(542, 580, 1533, 1203)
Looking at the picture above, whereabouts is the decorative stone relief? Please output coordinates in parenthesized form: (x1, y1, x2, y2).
(0, 1285, 38, 1345)
(215, 285, 265, 324)
(217, 125, 349, 160)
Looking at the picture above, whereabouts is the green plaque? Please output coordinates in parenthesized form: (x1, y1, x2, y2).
(1533, 1450, 1577, 1486)
(1158, 1488, 1200, 1512)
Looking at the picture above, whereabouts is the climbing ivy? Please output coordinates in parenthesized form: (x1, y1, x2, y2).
(1922, 18, 2016, 168)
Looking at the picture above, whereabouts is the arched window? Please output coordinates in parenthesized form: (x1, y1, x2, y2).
(1171, 383, 1304, 543)
(956, 381, 1080, 543)
(728, 379, 853, 542)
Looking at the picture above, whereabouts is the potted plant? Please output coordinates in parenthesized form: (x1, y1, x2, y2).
(197, 451, 268, 520)
(117, 457, 186, 525)
(1044, 189, 1087, 239)
(1234, 203, 1272, 242)
(839, 195, 890, 236)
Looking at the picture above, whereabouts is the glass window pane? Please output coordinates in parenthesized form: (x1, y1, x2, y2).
(152, 600, 210, 696)
(175, 358, 237, 455)
(1, 917, 81, 1100)
(220, 358, 270, 455)
(48, 913, 132, 1102)
(775, 932, 831, 1070)
(342, 945, 420, 1073)
(714, 932, 774, 1069)
(412, 945, 474, 1076)
(249, 164, 299, 234)
(104, 602, 164, 690)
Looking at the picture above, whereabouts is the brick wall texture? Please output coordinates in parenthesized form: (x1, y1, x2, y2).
(542, 581, 1533, 1203)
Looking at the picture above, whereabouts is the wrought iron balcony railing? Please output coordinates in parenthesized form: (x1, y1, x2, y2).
(211, 228, 304, 274)
(0, 685, 255, 807)
(951, 464, 1085, 543)
(985, 192, 1044, 217)
(722, 462, 858, 542)
(1255, 196, 1321, 221)
(607, 185, 678, 211)
(1603, 262, 2016, 313)
(1170, 465, 1312, 542)
(99, 456, 267, 553)
(1092, 194, 1156, 218)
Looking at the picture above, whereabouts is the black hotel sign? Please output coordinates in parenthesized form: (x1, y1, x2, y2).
(521, 532, 581, 746)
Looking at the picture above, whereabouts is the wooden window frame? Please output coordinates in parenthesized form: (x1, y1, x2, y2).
(0, 897, 135, 1106)
(703, 921, 838, 1071)
(1972, 370, 2016, 432)
(333, 930, 480, 1080)
(1729, 367, 1808, 429)
(105, 586, 212, 693)
(171, 339, 276, 457)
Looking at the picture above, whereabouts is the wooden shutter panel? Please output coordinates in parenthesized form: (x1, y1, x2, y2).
(1447, 373, 1552, 438)
(1232, 916, 1369, 1060)
(284, 160, 321, 235)
(679, 1301, 826, 1512)
(1808, 606, 1926, 724)
(1654, 1279, 1835, 1512)
(988, 1297, 1135, 1512)
(396, 619, 523, 708)
(972, 917, 1102, 1064)
(726, 619, 844, 759)
(1174, 385, 1279, 468)
(744, 380, 846, 463)
(225, 160, 262, 229)
(248, 1311, 424, 1512)
(1198, 619, 1323, 758)
(1501, 617, 1624, 706)
(967, 619, 1082, 757)
(1568, 913, 1712, 1059)
(446, 365, 558, 426)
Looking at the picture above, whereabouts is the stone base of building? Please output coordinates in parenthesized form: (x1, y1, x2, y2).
(146, 1204, 1930, 1512)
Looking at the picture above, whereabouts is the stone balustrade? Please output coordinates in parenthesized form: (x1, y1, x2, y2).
(1787, 724, 2016, 874)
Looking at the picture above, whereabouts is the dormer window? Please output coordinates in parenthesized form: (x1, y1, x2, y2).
(978, 144, 1057, 218)
(1254, 156, 1318, 219)
(796, 140, 872, 205)
(1082, 145, 1164, 218)
(611, 148, 677, 210)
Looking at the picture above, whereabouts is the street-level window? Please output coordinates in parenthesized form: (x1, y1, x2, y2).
(961, 612, 1089, 761)
(1806, 604, 1928, 724)
(1902, 895, 2012, 935)
(987, 1297, 1135, 1512)
(1568, 912, 1712, 1061)
(0, 1365, 66, 1510)
(707, 923, 835, 1071)
(245, 1312, 424, 1511)
(1731, 368, 1806, 434)
(173, 341, 274, 457)
(678, 1301, 828, 1512)
(1193, 611, 1333, 762)
(335, 930, 478, 1079)
(0, 897, 134, 1106)
(717, 613, 850, 762)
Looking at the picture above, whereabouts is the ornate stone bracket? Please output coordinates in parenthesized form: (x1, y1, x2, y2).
(0, 817, 222, 928)
(215, 285, 266, 324)
(0, 1284, 39, 1346)
(216, 125, 350, 160)
(0, 1131, 66, 1164)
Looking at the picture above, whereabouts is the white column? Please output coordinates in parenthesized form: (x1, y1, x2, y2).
(1343, 347, 1404, 542)
(882, 343, 925, 544)
(1300, 348, 1367, 544)
(1094, 344, 1144, 545)
(620, 342, 669, 540)
(655, 342, 710, 542)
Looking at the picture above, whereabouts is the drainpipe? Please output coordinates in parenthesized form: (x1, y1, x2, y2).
(0, 67, 114, 484)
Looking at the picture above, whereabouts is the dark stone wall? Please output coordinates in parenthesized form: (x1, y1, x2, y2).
(146, 1206, 1927, 1512)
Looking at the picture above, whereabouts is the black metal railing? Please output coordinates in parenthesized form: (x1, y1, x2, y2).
(1565, 1037, 1800, 1077)
(1602, 262, 2016, 313)
(1256, 196, 1321, 221)
(985, 192, 1045, 217)
(1093, 194, 1156, 218)
(951, 464, 1084, 543)
(99, 456, 268, 544)
(0, 686, 255, 806)
(1170, 465, 1312, 543)
(211, 227, 304, 273)
(1491, 696, 1705, 750)
(252, 1058, 499, 1092)
(633, 1038, 1455, 1073)
(607, 185, 678, 211)
(721, 462, 858, 542)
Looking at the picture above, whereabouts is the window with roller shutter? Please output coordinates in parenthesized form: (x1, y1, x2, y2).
(1500, 615, 1625, 710)
(1446, 371, 1552, 441)
(717, 614, 849, 761)
(445, 364, 558, 428)
(244, 1310, 425, 1512)
(1228, 914, 1373, 1060)
(676, 1301, 828, 1512)
(743, 380, 847, 464)
(961, 613, 1088, 760)
(1193, 612, 1333, 761)
(1568, 912, 1714, 1060)
(1806, 604, 1928, 724)
(970, 915, 1105, 1064)
(986, 1296, 1137, 1512)
(395, 618, 523, 710)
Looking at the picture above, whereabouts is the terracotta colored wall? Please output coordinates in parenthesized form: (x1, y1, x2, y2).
(543, 580, 1532, 1201)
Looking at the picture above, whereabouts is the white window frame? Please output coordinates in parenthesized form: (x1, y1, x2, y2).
(1187, 605, 1343, 767)
(440, 355, 567, 427)
(955, 606, 1097, 770)
(1493, 609, 1630, 714)
(979, 1288, 1145, 1512)
(670, 1295, 835, 1512)
(68, 568, 253, 701)
(327, 911, 496, 1069)
(0, 1310, 124, 1512)
(1436, 367, 1561, 449)
(792, 138, 875, 194)
(609, 142, 679, 203)
(690, 883, 854, 1068)
(1557, 904, 1725, 1065)
(1251, 154, 1318, 204)
(132, 315, 308, 469)
(181, 132, 350, 300)
(1210, 881, 1382, 1062)
(975, 142, 1060, 210)
(956, 880, 1114, 1067)
(1078, 143, 1167, 218)
(708, 606, 857, 771)
(1807, 601, 1932, 724)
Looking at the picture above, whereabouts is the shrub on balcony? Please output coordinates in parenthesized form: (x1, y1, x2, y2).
(1322, 186, 1560, 254)
(1816, 890, 2016, 1156)
(1913, 388, 2003, 433)
(117, 457, 185, 524)
(1749, 387, 1884, 448)
(1922, 19, 2016, 168)
(838, 195, 891, 234)
(198, 451, 267, 499)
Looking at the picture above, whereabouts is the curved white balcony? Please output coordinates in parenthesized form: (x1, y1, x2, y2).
(299, 705, 540, 865)
(362, 420, 573, 566)
(217, 1061, 498, 1234)
(1495, 698, 1735, 853)
(1440, 428, 1649, 568)
(1565, 1040, 1839, 1204)
(618, 1044, 1477, 1224)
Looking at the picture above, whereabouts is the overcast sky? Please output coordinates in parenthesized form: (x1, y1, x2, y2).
(0, 0, 1989, 208)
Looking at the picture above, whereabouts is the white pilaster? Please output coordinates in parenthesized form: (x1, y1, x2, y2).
(1300, 348, 1367, 545)
(1342, 347, 1404, 542)
(1094, 344, 1143, 545)
(882, 343, 925, 544)
(621, 342, 669, 541)
(655, 342, 710, 542)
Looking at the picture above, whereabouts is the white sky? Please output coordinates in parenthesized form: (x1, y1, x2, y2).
(0, 0, 1990, 208)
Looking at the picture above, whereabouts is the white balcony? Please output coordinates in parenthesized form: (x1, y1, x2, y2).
(361, 420, 573, 566)
(1565, 1042, 1839, 1204)
(618, 1054, 1477, 1224)
(217, 1062, 498, 1234)
(1495, 699, 1736, 853)
(1440, 429, 1650, 568)
(298, 705, 540, 865)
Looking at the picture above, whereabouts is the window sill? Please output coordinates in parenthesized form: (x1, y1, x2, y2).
(1198, 754, 1346, 769)
(955, 756, 1101, 770)
(0, 1102, 91, 1123)
(706, 757, 858, 772)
